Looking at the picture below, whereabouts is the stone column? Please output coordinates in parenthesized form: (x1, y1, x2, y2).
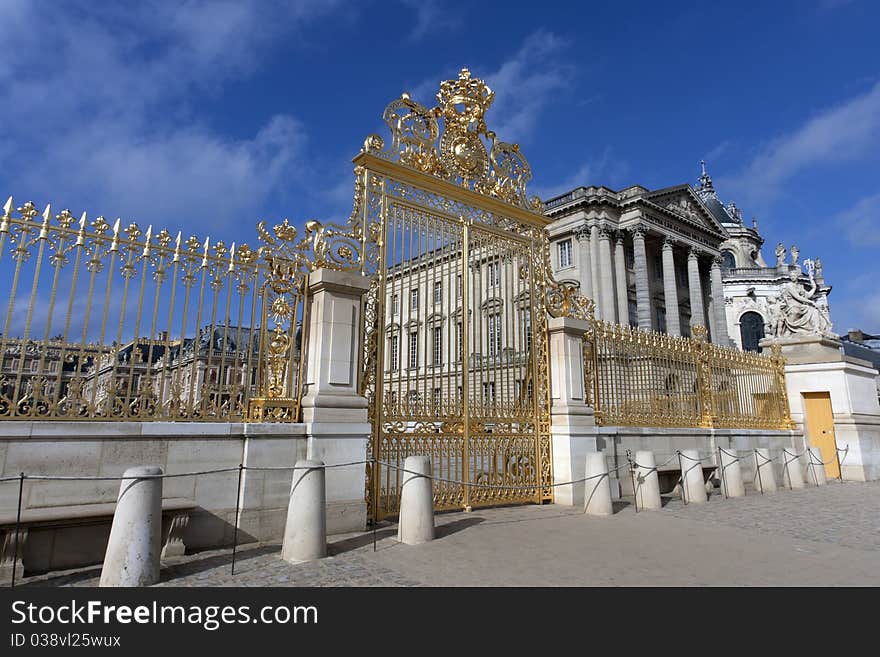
(614, 232, 629, 325)
(687, 248, 706, 331)
(549, 316, 597, 506)
(631, 225, 652, 331)
(589, 222, 600, 315)
(710, 256, 729, 346)
(598, 226, 616, 322)
(300, 268, 372, 533)
(661, 238, 681, 336)
(574, 223, 593, 300)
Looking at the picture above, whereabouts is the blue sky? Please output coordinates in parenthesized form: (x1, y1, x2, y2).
(1, 0, 878, 332)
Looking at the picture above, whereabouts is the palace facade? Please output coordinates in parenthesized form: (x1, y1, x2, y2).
(544, 161, 835, 352)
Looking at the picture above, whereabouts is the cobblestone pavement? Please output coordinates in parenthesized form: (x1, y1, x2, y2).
(19, 479, 880, 587)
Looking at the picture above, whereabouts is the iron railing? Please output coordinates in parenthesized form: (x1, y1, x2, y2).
(585, 320, 792, 429)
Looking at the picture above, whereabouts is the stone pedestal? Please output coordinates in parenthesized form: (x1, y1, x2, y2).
(300, 268, 373, 532)
(282, 460, 327, 563)
(763, 334, 880, 482)
(549, 316, 598, 506)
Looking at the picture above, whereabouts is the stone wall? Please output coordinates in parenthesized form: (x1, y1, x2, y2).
(594, 426, 802, 497)
(0, 421, 369, 574)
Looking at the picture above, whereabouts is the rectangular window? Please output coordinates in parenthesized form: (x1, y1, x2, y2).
(625, 244, 634, 269)
(410, 288, 419, 311)
(482, 381, 496, 402)
(456, 274, 462, 299)
(654, 255, 663, 280)
(433, 280, 442, 305)
(433, 387, 441, 408)
(487, 261, 499, 287)
(456, 322, 462, 361)
(409, 332, 418, 369)
(392, 294, 399, 315)
(488, 313, 502, 357)
(628, 300, 638, 327)
(390, 335, 399, 371)
(30, 359, 39, 372)
(433, 326, 442, 365)
(558, 239, 572, 268)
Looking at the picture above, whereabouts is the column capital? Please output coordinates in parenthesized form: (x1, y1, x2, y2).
(711, 254, 724, 268)
(662, 235, 677, 249)
(613, 229, 626, 245)
(687, 246, 702, 262)
(573, 221, 591, 242)
(598, 224, 615, 240)
(628, 223, 648, 239)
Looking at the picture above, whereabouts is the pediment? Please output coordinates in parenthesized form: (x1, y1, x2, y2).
(642, 185, 726, 237)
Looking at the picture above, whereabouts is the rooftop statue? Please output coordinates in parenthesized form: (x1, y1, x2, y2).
(774, 242, 786, 267)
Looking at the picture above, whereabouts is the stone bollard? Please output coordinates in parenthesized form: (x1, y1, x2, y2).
(754, 448, 777, 493)
(680, 449, 707, 504)
(633, 450, 662, 511)
(282, 460, 327, 563)
(397, 455, 434, 545)
(100, 466, 163, 587)
(584, 452, 613, 516)
(807, 448, 827, 487)
(783, 448, 805, 489)
(718, 448, 745, 498)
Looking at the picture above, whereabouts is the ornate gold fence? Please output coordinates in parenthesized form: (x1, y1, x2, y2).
(586, 320, 792, 429)
(0, 198, 306, 422)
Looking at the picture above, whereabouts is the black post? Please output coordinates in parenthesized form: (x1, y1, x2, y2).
(11, 473, 24, 587)
(678, 451, 687, 505)
(626, 450, 638, 513)
(372, 459, 378, 553)
(834, 439, 843, 482)
(230, 463, 244, 576)
(718, 447, 729, 499)
(755, 449, 764, 495)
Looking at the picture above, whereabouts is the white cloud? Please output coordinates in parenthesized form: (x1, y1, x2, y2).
(400, 0, 461, 42)
(719, 81, 880, 204)
(833, 192, 880, 247)
(0, 1, 343, 238)
(484, 31, 572, 144)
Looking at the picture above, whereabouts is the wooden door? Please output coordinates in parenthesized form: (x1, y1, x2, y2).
(803, 392, 839, 479)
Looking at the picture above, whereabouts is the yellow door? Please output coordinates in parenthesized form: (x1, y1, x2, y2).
(803, 392, 839, 479)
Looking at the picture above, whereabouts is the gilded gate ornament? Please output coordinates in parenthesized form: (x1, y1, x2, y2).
(364, 68, 545, 213)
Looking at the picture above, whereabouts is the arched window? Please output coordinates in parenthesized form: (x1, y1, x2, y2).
(740, 311, 765, 353)
(721, 251, 736, 270)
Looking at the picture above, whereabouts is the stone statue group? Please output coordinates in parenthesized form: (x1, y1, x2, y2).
(767, 268, 833, 338)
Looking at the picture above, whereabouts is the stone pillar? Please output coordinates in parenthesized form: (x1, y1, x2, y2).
(614, 232, 629, 325)
(661, 238, 681, 336)
(300, 268, 372, 533)
(631, 225, 652, 331)
(100, 466, 163, 587)
(598, 226, 616, 322)
(634, 450, 662, 510)
(718, 448, 745, 498)
(589, 222, 601, 316)
(687, 248, 706, 331)
(575, 223, 593, 300)
(754, 448, 777, 493)
(282, 460, 327, 563)
(583, 452, 613, 515)
(549, 316, 598, 506)
(397, 455, 435, 545)
(710, 256, 729, 345)
(782, 447, 805, 489)
(680, 449, 707, 504)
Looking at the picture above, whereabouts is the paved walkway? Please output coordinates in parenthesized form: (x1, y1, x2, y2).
(20, 479, 880, 587)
